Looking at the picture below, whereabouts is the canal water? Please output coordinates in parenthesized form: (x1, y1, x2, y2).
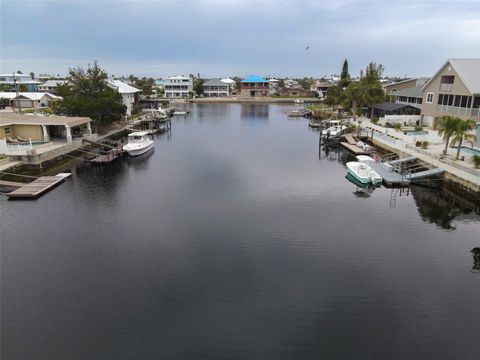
(1, 104, 480, 359)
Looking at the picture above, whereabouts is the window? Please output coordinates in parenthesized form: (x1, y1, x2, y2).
(4, 126, 11, 134)
(426, 92, 434, 104)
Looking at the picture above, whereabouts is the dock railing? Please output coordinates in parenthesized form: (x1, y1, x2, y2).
(0, 137, 33, 155)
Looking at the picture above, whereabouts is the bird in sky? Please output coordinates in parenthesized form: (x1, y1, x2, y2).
(306, 46, 310, 50)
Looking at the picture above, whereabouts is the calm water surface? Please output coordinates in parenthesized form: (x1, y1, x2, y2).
(1, 104, 480, 359)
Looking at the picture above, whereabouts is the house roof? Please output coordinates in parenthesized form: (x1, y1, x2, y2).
(374, 102, 419, 112)
(107, 80, 141, 94)
(221, 78, 236, 84)
(203, 78, 228, 87)
(394, 84, 423, 98)
(39, 80, 66, 87)
(0, 92, 62, 100)
(0, 113, 91, 127)
(421, 59, 480, 95)
(241, 75, 268, 83)
(166, 75, 191, 80)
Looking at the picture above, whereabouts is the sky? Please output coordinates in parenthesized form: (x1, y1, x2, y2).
(1, 0, 479, 79)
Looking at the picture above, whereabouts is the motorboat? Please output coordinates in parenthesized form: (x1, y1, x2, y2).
(123, 131, 154, 156)
(294, 99, 304, 104)
(321, 120, 347, 137)
(346, 161, 382, 186)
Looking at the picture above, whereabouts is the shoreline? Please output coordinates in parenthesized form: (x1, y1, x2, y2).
(188, 97, 323, 104)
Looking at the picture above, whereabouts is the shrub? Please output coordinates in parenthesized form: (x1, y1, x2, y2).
(421, 141, 429, 149)
(394, 123, 402, 131)
(473, 155, 480, 169)
(371, 117, 379, 125)
(415, 126, 423, 132)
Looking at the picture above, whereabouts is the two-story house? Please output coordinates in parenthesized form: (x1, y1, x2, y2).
(202, 79, 229, 97)
(240, 75, 269, 97)
(107, 80, 141, 116)
(420, 59, 480, 128)
(38, 80, 66, 94)
(164, 76, 193, 98)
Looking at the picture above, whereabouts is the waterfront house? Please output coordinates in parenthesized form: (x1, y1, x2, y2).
(0, 73, 41, 92)
(240, 75, 269, 97)
(0, 113, 92, 144)
(310, 80, 332, 98)
(0, 92, 62, 110)
(202, 79, 229, 98)
(268, 78, 279, 95)
(38, 79, 66, 94)
(107, 80, 141, 116)
(164, 76, 193, 98)
(420, 59, 480, 128)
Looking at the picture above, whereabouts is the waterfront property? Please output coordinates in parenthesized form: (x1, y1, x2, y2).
(420, 59, 480, 127)
(202, 79, 229, 98)
(240, 75, 269, 97)
(107, 80, 141, 116)
(383, 77, 429, 96)
(164, 75, 193, 98)
(0, 113, 94, 165)
(0, 92, 62, 110)
(0, 73, 42, 92)
(37, 79, 66, 94)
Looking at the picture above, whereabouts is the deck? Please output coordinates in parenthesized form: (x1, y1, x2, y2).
(7, 173, 71, 199)
(340, 142, 372, 155)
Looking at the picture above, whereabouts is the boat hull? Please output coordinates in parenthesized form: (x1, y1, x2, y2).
(346, 162, 383, 186)
(123, 141, 154, 157)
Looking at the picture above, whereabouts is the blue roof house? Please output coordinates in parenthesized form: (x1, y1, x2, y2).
(241, 75, 269, 97)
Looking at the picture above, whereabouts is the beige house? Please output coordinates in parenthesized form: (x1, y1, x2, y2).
(420, 59, 480, 128)
(0, 113, 92, 144)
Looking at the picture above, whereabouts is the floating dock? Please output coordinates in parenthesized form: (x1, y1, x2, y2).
(7, 173, 71, 199)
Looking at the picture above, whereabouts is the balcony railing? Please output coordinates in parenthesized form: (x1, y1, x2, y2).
(439, 83, 453, 91)
(436, 105, 480, 118)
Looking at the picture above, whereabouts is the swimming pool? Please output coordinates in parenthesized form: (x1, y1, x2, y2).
(405, 130, 429, 136)
(451, 146, 480, 156)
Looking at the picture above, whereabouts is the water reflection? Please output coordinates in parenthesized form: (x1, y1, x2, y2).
(411, 186, 470, 229)
(345, 172, 377, 198)
(240, 104, 269, 122)
(472, 247, 480, 273)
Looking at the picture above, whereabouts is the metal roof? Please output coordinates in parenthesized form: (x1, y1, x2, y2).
(373, 102, 419, 112)
(0, 92, 62, 100)
(421, 59, 480, 95)
(394, 84, 423, 98)
(0, 113, 91, 127)
(203, 78, 228, 87)
(107, 80, 141, 94)
(241, 75, 268, 83)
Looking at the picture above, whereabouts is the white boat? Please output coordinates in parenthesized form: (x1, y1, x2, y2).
(294, 99, 304, 104)
(346, 161, 382, 186)
(123, 131, 154, 156)
(321, 120, 347, 137)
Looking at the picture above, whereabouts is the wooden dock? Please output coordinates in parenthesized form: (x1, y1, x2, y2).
(7, 173, 71, 199)
(0, 180, 24, 188)
(340, 142, 372, 155)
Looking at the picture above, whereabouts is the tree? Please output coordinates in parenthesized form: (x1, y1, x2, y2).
(339, 59, 351, 88)
(57, 61, 126, 124)
(438, 116, 461, 155)
(298, 77, 313, 91)
(134, 77, 155, 97)
(324, 84, 341, 109)
(17, 70, 23, 74)
(364, 82, 385, 119)
(193, 78, 205, 95)
(364, 62, 384, 84)
(450, 119, 477, 160)
(30, 72, 35, 80)
(342, 81, 364, 122)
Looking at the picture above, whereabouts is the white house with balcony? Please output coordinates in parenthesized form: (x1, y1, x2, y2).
(164, 76, 193, 98)
(202, 79, 229, 97)
(107, 79, 141, 116)
(420, 59, 480, 128)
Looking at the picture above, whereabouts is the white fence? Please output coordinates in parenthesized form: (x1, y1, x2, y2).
(379, 115, 421, 127)
(0, 137, 33, 155)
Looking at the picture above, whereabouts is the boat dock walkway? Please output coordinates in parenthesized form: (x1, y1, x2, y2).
(7, 173, 71, 199)
(340, 142, 371, 155)
(0, 179, 24, 188)
(366, 161, 410, 186)
(389, 156, 417, 166)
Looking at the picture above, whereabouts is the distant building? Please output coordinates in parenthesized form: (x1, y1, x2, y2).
(38, 79, 66, 94)
(279, 87, 309, 97)
(0, 92, 62, 110)
(268, 78, 279, 95)
(107, 80, 141, 116)
(310, 80, 333, 98)
(240, 75, 269, 97)
(164, 76, 193, 98)
(0, 73, 41, 92)
(202, 79, 229, 97)
(420, 59, 480, 128)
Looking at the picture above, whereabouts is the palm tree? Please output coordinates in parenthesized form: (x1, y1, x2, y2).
(437, 116, 461, 156)
(450, 119, 477, 160)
